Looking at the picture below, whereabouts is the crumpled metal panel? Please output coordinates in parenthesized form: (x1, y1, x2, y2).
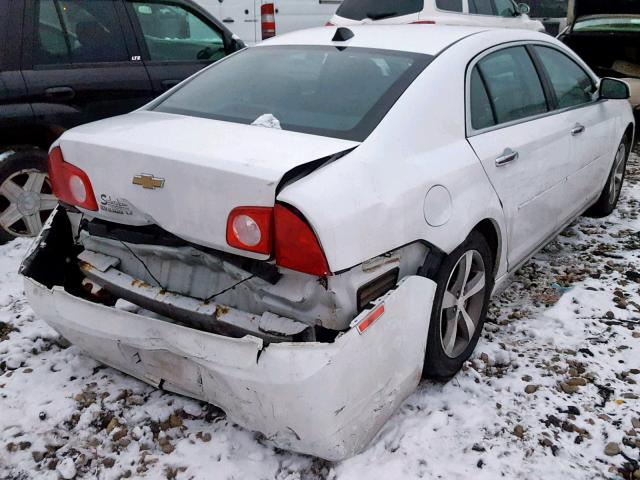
(24, 273, 435, 460)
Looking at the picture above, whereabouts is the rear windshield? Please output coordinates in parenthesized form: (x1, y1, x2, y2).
(153, 46, 431, 141)
(574, 17, 640, 32)
(527, 0, 568, 18)
(336, 0, 424, 21)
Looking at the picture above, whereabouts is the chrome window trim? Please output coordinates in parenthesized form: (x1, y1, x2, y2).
(465, 40, 602, 138)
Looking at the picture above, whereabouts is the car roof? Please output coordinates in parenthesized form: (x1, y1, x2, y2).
(259, 25, 545, 56)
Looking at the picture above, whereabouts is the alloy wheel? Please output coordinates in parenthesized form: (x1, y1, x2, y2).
(0, 170, 57, 237)
(439, 250, 487, 358)
(609, 143, 626, 204)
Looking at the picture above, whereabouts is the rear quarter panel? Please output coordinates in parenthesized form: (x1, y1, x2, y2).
(278, 36, 510, 276)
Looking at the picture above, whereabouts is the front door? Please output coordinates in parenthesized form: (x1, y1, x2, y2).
(531, 45, 616, 220)
(21, 0, 154, 130)
(125, 0, 232, 94)
(466, 45, 573, 267)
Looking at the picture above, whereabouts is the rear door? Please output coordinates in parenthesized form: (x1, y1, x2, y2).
(467, 45, 573, 268)
(275, 0, 341, 36)
(125, 0, 235, 94)
(21, 0, 154, 131)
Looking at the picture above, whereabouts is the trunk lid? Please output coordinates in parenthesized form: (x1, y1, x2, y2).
(58, 111, 358, 258)
(568, 0, 640, 25)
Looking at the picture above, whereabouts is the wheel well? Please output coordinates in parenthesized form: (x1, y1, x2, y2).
(472, 219, 501, 277)
(624, 123, 635, 148)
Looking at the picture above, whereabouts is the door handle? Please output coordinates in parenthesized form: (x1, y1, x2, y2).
(571, 124, 586, 136)
(161, 79, 180, 90)
(222, 17, 234, 23)
(495, 149, 519, 167)
(44, 86, 75, 100)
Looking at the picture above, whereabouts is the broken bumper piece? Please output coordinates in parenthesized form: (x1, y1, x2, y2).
(21, 208, 436, 460)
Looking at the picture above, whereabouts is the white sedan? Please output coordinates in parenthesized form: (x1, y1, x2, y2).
(22, 25, 634, 460)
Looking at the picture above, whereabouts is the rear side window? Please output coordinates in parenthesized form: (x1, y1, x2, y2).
(436, 0, 463, 12)
(470, 68, 496, 130)
(474, 47, 548, 126)
(34, 0, 129, 65)
(534, 46, 595, 109)
(469, 0, 494, 15)
(336, 0, 424, 21)
(130, 2, 226, 63)
(154, 46, 432, 141)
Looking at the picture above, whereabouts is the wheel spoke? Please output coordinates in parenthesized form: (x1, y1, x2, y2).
(24, 214, 43, 236)
(459, 306, 476, 340)
(23, 172, 46, 193)
(443, 311, 458, 354)
(0, 204, 23, 229)
(461, 251, 473, 290)
(0, 179, 24, 203)
(463, 271, 485, 300)
(442, 290, 458, 309)
(39, 194, 58, 212)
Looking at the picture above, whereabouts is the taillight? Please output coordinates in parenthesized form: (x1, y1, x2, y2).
(48, 147, 98, 211)
(274, 204, 330, 277)
(412, 20, 436, 24)
(325, 21, 334, 26)
(226, 207, 273, 255)
(261, 3, 276, 40)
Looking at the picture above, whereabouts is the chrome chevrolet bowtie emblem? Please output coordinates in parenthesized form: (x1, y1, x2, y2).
(132, 174, 165, 190)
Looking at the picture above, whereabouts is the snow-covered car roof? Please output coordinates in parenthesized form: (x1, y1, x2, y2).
(258, 24, 544, 56)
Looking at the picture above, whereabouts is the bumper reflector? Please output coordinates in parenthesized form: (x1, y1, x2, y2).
(356, 304, 385, 334)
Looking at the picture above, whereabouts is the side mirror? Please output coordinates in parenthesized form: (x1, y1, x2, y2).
(600, 78, 631, 100)
(517, 3, 531, 15)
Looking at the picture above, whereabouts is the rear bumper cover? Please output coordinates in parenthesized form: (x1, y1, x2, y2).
(21, 208, 436, 460)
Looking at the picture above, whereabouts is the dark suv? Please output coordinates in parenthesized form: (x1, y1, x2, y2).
(0, 0, 244, 243)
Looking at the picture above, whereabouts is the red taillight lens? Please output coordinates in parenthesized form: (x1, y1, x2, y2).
(325, 21, 334, 26)
(261, 3, 276, 39)
(274, 204, 330, 277)
(48, 147, 98, 211)
(226, 207, 273, 255)
(412, 20, 436, 24)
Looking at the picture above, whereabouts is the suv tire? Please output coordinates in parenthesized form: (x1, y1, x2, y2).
(0, 148, 56, 244)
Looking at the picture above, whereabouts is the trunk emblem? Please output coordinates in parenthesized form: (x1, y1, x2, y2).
(132, 174, 165, 190)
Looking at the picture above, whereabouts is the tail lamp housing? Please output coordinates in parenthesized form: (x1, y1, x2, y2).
(226, 204, 330, 277)
(261, 3, 276, 39)
(226, 207, 273, 255)
(48, 147, 98, 211)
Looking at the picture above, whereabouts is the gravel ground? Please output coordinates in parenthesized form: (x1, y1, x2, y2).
(1, 151, 639, 480)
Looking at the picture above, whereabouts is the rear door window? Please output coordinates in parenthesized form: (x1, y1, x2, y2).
(336, 0, 424, 21)
(34, 0, 129, 65)
(436, 0, 463, 12)
(474, 46, 548, 125)
(130, 2, 226, 63)
(469, 68, 496, 130)
(534, 46, 595, 109)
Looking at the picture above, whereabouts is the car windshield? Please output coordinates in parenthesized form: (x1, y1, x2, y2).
(527, 0, 568, 18)
(574, 16, 640, 32)
(335, 0, 424, 21)
(153, 45, 432, 141)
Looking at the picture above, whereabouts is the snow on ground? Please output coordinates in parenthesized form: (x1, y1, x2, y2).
(1, 153, 640, 480)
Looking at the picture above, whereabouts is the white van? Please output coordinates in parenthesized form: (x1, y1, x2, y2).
(195, 0, 341, 45)
(329, 0, 544, 31)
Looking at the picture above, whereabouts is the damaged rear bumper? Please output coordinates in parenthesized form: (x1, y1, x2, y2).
(21, 208, 436, 460)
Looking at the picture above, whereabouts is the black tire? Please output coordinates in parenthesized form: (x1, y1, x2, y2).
(422, 231, 494, 381)
(585, 135, 630, 218)
(0, 147, 52, 245)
